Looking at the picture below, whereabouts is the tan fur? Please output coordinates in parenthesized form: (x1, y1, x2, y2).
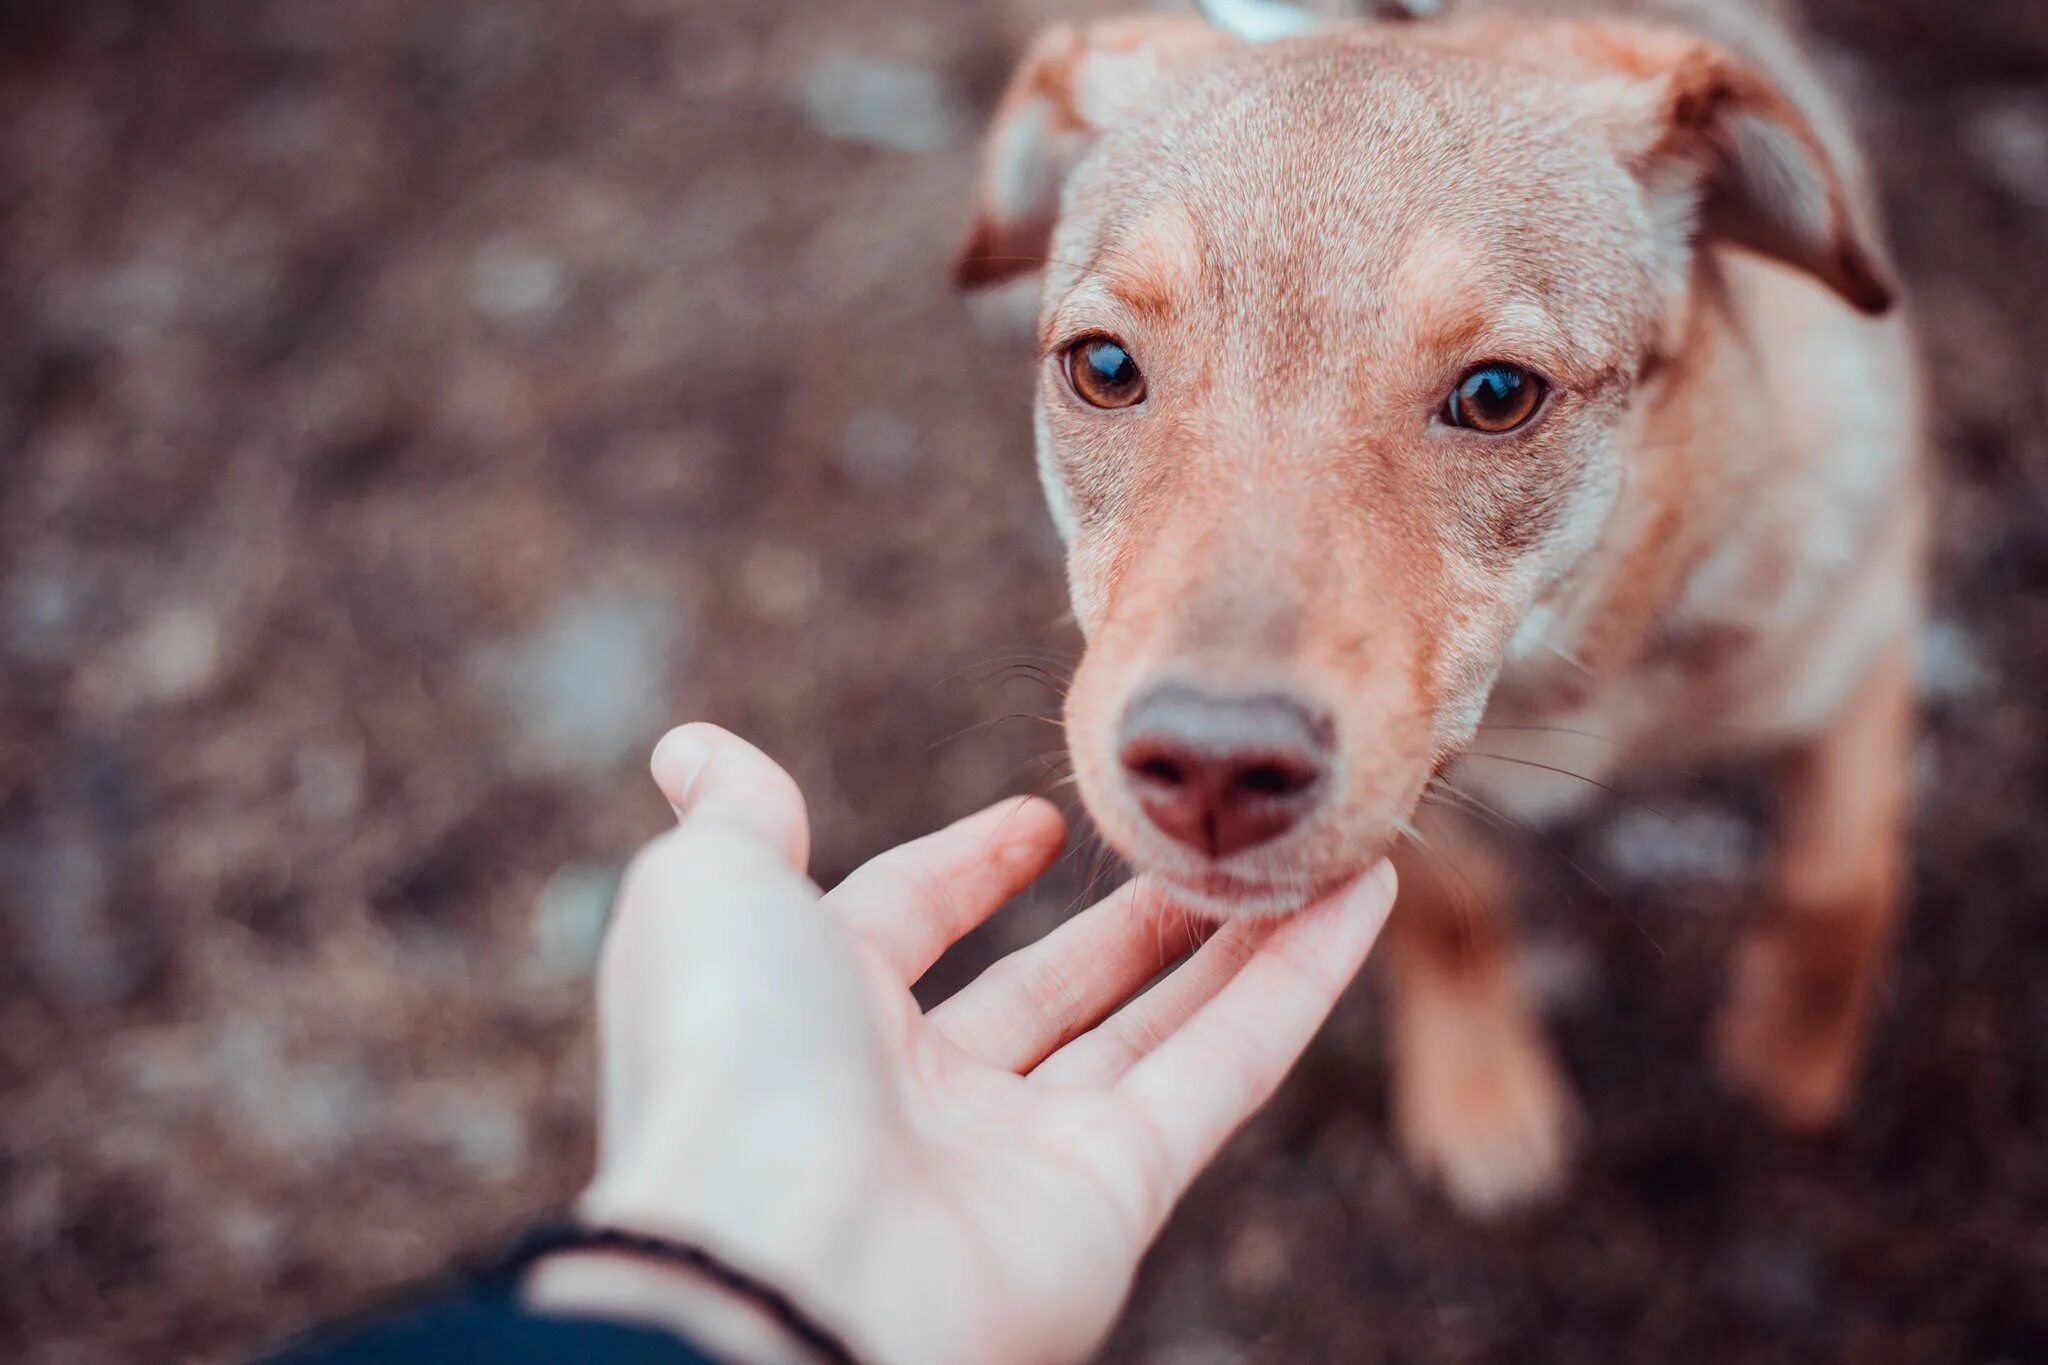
(1385, 814, 1578, 1215)
(957, 0, 1921, 1213)
(1718, 637, 1915, 1129)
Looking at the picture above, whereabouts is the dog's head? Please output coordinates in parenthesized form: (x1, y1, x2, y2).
(956, 12, 1893, 917)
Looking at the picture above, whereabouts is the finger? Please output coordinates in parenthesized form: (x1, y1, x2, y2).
(925, 880, 1213, 1071)
(595, 824, 840, 1147)
(827, 796, 1067, 983)
(650, 723, 811, 873)
(1116, 861, 1396, 1203)
(1028, 907, 1270, 1088)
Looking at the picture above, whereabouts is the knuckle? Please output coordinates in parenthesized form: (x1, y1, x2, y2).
(1269, 931, 1354, 998)
(1214, 922, 1263, 973)
(1124, 1008, 1173, 1060)
(1017, 955, 1087, 1034)
(877, 848, 965, 927)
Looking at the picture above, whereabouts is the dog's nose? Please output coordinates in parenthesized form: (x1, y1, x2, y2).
(1117, 685, 1331, 858)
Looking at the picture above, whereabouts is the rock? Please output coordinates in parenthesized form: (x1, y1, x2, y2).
(471, 240, 567, 327)
(740, 544, 822, 622)
(0, 754, 155, 1010)
(1965, 92, 2048, 211)
(1515, 932, 1600, 1016)
(236, 91, 333, 168)
(3, 823, 126, 1007)
(1917, 616, 1990, 703)
(1195, 0, 1318, 42)
(1714, 1233, 1823, 1328)
(965, 278, 1040, 339)
(291, 741, 367, 826)
(1141, 1336, 1248, 1365)
(802, 56, 955, 153)
(250, 2, 345, 57)
(1221, 1213, 1290, 1296)
(215, 1018, 369, 1162)
(479, 590, 685, 776)
(212, 1201, 287, 1268)
(1595, 801, 1755, 888)
(3, 1163, 64, 1255)
(73, 255, 184, 345)
(395, 1084, 530, 1184)
(3, 560, 90, 668)
(839, 406, 920, 487)
(76, 603, 227, 714)
(526, 861, 619, 985)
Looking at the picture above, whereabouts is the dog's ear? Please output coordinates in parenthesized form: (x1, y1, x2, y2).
(1564, 22, 1896, 315)
(953, 19, 1239, 290)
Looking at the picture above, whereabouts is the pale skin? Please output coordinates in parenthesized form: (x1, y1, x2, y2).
(527, 724, 1398, 1365)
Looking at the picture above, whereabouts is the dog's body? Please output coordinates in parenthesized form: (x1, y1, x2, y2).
(957, 0, 1920, 1213)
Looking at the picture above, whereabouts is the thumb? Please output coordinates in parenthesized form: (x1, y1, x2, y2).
(650, 723, 811, 873)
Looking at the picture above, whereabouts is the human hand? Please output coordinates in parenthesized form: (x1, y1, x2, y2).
(529, 724, 1396, 1365)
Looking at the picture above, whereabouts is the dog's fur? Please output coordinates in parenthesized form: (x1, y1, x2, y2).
(955, 0, 1920, 1214)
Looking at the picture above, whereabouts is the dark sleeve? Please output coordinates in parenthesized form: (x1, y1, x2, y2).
(263, 1285, 724, 1364)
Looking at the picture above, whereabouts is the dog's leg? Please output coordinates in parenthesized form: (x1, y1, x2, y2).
(1717, 639, 1913, 1128)
(1386, 811, 1575, 1215)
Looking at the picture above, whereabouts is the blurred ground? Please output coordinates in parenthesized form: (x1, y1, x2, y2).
(2, 1, 2046, 1361)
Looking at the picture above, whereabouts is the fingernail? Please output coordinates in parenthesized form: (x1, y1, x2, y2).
(1336, 858, 1397, 914)
(651, 726, 707, 820)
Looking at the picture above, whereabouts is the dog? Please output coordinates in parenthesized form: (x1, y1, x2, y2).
(951, 0, 1921, 1215)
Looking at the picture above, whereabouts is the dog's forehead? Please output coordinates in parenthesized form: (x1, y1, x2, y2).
(1066, 40, 1655, 342)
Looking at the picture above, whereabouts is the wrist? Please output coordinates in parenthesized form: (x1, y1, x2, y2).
(524, 1247, 824, 1365)
(570, 1151, 895, 1360)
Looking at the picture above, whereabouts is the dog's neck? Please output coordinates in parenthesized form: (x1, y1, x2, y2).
(1489, 255, 1776, 719)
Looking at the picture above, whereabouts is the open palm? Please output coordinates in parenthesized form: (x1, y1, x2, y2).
(578, 724, 1395, 1365)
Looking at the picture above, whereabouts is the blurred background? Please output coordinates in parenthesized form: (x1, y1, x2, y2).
(2, 0, 2045, 1360)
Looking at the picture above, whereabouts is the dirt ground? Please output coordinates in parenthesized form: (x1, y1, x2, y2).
(2, 1, 2046, 1361)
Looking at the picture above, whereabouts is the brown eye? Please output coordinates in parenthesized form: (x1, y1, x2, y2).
(1065, 336, 1146, 409)
(1443, 363, 1545, 433)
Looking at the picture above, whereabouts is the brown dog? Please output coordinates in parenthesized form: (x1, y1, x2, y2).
(954, 0, 1920, 1215)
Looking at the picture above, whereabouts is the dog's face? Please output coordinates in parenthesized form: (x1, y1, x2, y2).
(958, 17, 1890, 916)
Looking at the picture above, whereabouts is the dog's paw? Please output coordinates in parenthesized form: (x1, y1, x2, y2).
(1395, 1020, 1576, 1217)
(1714, 931, 1863, 1131)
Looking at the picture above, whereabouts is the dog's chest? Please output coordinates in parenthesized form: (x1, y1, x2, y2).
(1463, 489, 1913, 829)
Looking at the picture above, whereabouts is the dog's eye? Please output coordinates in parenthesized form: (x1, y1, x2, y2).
(1065, 336, 1146, 409)
(1443, 363, 1545, 433)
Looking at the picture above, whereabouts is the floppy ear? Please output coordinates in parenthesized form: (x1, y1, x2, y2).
(953, 19, 1240, 289)
(1574, 23, 1896, 315)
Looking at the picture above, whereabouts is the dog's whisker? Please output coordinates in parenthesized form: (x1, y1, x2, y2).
(926, 711, 1060, 754)
(1052, 834, 1097, 914)
(926, 650, 1077, 695)
(1422, 782, 1665, 958)
(1457, 751, 1679, 828)
(1470, 723, 1705, 781)
(1396, 819, 1491, 962)
(1473, 721, 1623, 746)
(1541, 640, 1594, 676)
(990, 673, 1070, 702)
(988, 747, 1076, 795)
(1421, 781, 1522, 839)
